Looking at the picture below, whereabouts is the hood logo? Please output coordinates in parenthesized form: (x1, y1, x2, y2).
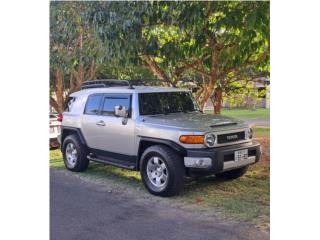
(226, 134, 238, 140)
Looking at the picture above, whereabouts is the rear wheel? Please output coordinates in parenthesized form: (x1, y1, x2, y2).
(215, 166, 249, 180)
(140, 145, 185, 197)
(62, 134, 89, 172)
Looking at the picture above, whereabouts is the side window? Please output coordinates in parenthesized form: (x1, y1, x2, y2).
(64, 97, 76, 112)
(102, 95, 131, 117)
(84, 94, 102, 115)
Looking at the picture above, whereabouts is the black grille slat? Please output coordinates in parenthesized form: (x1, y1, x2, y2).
(248, 149, 256, 156)
(224, 154, 234, 162)
(217, 131, 245, 144)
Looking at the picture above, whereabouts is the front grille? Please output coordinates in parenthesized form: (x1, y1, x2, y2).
(217, 131, 245, 144)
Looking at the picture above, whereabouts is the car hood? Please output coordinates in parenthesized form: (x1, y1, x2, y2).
(141, 112, 248, 133)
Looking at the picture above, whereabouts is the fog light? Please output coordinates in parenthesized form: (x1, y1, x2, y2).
(196, 159, 204, 166)
(184, 157, 212, 168)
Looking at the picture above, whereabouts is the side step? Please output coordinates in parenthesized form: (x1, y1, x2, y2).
(87, 155, 135, 170)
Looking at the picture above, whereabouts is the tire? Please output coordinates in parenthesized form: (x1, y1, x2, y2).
(140, 145, 185, 197)
(215, 166, 249, 180)
(62, 134, 89, 172)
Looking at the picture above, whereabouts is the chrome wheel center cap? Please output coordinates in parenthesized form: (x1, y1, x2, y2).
(146, 157, 168, 188)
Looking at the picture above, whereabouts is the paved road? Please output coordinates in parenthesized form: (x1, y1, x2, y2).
(244, 119, 270, 127)
(50, 168, 269, 240)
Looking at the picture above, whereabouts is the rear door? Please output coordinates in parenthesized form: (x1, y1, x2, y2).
(81, 93, 104, 148)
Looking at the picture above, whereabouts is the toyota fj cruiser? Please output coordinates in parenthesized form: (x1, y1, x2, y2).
(59, 80, 261, 197)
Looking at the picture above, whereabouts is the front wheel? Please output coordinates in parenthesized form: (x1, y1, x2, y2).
(140, 145, 185, 197)
(215, 166, 249, 180)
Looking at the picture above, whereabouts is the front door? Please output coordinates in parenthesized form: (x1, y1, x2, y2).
(81, 93, 135, 156)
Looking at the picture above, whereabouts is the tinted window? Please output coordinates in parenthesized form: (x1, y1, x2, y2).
(139, 92, 199, 115)
(84, 94, 102, 115)
(102, 95, 131, 116)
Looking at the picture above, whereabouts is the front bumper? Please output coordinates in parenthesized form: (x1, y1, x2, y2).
(184, 141, 261, 176)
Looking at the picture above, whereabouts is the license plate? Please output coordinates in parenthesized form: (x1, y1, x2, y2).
(234, 149, 248, 162)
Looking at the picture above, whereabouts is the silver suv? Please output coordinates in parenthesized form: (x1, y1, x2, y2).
(59, 80, 261, 197)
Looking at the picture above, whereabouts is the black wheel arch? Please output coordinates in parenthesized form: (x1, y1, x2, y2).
(60, 126, 87, 150)
(137, 136, 186, 170)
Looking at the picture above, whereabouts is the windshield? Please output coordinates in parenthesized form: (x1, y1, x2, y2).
(139, 91, 199, 115)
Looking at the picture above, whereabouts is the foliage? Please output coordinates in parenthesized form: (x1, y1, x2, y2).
(223, 81, 267, 109)
(50, 2, 155, 112)
(89, 1, 270, 112)
(50, 1, 270, 114)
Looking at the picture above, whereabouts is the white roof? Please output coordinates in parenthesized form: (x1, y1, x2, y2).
(70, 86, 189, 97)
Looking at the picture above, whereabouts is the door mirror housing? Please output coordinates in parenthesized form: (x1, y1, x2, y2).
(114, 105, 127, 118)
(114, 105, 129, 125)
(114, 105, 128, 117)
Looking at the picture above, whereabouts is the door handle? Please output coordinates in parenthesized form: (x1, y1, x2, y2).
(96, 120, 106, 126)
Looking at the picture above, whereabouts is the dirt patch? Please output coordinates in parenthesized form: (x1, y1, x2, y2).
(255, 137, 270, 163)
(249, 137, 270, 179)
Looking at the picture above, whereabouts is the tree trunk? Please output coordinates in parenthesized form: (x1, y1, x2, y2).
(196, 40, 220, 112)
(196, 87, 212, 111)
(51, 68, 65, 113)
(78, 63, 84, 86)
(70, 63, 85, 93)
(50, 97, 61, 113)
(213, 87, 223, 114)
(89, 60, 96, 80)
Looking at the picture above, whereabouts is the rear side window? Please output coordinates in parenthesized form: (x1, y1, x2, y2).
(102, 95, 131, 117)
(64, 97, 76, 112)
(84, 94, 102, 115)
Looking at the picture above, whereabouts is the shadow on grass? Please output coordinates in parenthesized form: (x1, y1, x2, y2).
(50, 149, 268, 196)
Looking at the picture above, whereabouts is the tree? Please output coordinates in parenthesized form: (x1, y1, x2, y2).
(91, 1, 270, 114)
(50, 2, 107, 112)
(50, 2, 158, 112)
(50, 2, 270, 114)
(222, 77, 268, 109)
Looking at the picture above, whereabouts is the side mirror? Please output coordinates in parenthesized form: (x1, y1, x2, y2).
(114, 105, 127, 118)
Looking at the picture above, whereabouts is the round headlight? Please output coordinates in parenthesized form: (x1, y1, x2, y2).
(204, 133, 215, 147)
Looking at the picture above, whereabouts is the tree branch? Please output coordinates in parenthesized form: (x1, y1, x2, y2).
(50, 96, 61, 113)
(179, 54, 211, 77)
(218, 47, 269, 79)
(141, 55, 174, 85)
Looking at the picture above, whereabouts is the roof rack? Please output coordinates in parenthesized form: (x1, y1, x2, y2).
(81, 79, 133, 90)
(81, 79, 175, 90)
(130, 79, 174, 87)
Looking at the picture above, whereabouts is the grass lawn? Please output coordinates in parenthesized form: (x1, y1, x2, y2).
(50, 133, 269, 230)
(253, 127, 270, 138)
(217, 108, 270, 120)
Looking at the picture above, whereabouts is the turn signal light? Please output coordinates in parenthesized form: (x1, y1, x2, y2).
(179, 135, 204, 144)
